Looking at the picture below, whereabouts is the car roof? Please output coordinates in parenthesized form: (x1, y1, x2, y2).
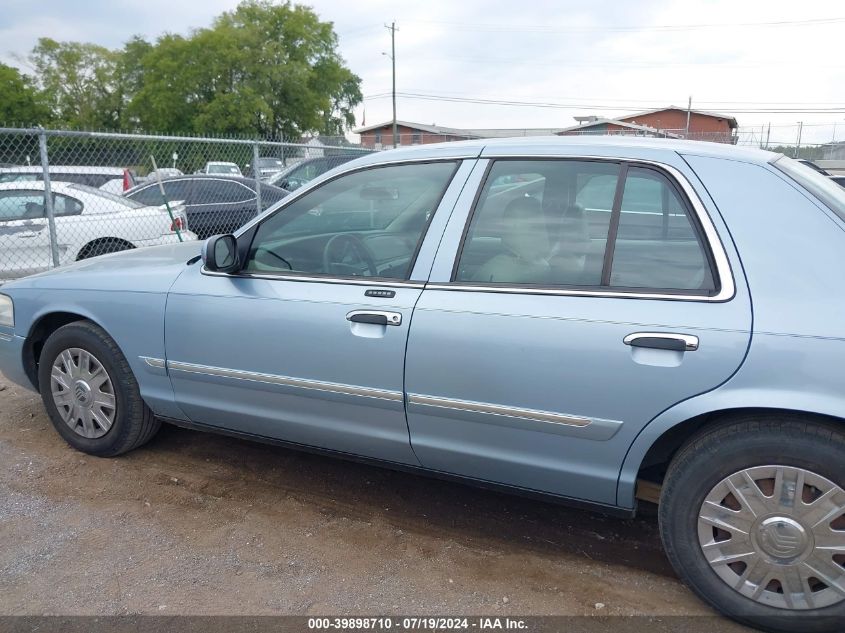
(206, 161, 239, 165)
(124, 174, 288, 194)
(346, 136, 779, 168)
(0, 165, 124, 174)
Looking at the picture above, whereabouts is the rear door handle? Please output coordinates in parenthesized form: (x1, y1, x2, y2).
(16, 231, 41, 239)
(346, 310, 402, 326)
(623, 332, 699, 352)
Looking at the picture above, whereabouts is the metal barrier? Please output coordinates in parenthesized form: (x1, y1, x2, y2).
(0, 127, 372, 282)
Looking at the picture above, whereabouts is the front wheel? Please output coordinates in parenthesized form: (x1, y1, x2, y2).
(37, 320, 160, 456)
(659, 415, 845, 633)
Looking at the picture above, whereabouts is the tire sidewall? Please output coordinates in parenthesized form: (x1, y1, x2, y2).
(660, 421, 845, 632)
(38, 323, 135, 456)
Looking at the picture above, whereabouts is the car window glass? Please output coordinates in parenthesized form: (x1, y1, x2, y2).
(126, 184, 158, 206)
(0, 191, 45, 221)
(609, 167, 714, 291)
(52, 193, 84, 216)
(244, 162, 457, 280)
(456, 160, 619, 286)
(197, 180, 254, 204)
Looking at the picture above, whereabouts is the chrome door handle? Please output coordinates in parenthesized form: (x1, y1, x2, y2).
(346, 310, 402, 326)
(623, 332, 699, 352)
(17, 231, 40, 239)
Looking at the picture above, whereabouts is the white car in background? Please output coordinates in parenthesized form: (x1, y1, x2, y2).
(0, 181, 195, 282)
(0, 165, 128, 194)
(201, 161, 242, 176)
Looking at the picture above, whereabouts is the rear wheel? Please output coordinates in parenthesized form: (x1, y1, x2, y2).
(37, 320, 160, 456)
(77, 238, 135, 260)
(660, 414, 845, 633)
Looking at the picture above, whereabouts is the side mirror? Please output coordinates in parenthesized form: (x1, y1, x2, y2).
(202, 234, 240, 273)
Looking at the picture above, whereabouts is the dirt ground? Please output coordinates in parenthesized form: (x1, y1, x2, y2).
(0, 372, 748, 630)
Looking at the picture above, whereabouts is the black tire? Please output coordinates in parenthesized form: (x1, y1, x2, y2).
(37, 320, 160, 456)
(77, 238, 135, 260)
(660, 413, 845, 633)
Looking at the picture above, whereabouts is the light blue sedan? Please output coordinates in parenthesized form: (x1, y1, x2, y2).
(2, 137, 845, 632)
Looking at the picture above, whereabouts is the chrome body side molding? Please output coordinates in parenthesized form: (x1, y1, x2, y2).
(167, 360, 404, 402)
(407, 393, 623, 441)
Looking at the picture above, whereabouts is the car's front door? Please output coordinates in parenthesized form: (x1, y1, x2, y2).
(164, 159, 471, 464)
(404, 155, 752, 507)
(0, 189, 51, 278)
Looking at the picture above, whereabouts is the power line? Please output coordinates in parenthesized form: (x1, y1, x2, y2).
(365, 88, 845, 107)
(403, 16, 845, 33)
(363, 91, 845, 114)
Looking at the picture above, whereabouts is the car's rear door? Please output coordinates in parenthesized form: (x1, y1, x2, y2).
(404, 149, 752, 507)
(0, 189, 51, 278)
(164, 158, 476, 464)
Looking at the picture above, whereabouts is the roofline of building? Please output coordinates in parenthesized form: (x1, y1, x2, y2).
(618, 106, 739, 129)
(557, 118, 683, 137)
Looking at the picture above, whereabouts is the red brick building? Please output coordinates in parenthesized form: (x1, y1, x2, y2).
(618, 107, 738, 143)
(353, 121, 477, 148)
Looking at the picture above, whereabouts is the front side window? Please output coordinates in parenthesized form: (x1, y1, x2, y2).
(244, 161, 457, 280)
(0, 191, 45, 221)
(455, 159, 717, 295)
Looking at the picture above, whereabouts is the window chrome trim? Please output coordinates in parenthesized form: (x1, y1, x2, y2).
(200, 266, 425, 288)
(442, 157, 735, 303)
(167, 360, 404, 402)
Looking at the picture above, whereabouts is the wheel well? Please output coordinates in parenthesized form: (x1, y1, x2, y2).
(22, 312, 91, 389)
(76, 238, 135, 260)
(636, 408, 845, 489)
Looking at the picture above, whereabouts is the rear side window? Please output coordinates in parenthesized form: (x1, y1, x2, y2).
(774, 156, 845, 223)
(610, 168, 714, 291)
(199, 181, 254, 204)
(455, 159, 717, 295)
(53, 194, 84, 216)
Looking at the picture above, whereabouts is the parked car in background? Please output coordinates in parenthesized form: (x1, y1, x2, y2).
(0, 166, 127, 194)
(797, 159, 829, 176)
(0, 181, 194, 281)
(5, 137, 845, 632)
(201, 161, 242, 176)
(266, 154, 358, 191)
(124, 174, 288, 239)
(246, 157, 285, 181)
(831, 175, 845, 188)
(138, 168, 183, 184)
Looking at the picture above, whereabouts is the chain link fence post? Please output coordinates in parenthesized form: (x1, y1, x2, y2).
(37, 129, 61, 268)
(253, 142, 262, 223)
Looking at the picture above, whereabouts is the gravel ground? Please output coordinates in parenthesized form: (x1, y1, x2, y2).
(0, 372, 749, 630)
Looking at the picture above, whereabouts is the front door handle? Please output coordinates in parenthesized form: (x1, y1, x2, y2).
(623, 332, 699, 352)
(346, 310, 402, 326)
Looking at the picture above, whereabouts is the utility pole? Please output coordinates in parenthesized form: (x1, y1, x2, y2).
(795, 121, 803, 158)
(685, 96, 692, 138)
(385, 22, 398, 148)
(765, 122, 771, 149)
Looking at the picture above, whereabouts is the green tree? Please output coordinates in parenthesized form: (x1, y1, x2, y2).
(130, 0, 362, 138)
(29, 38, 123, 129)
(0, 63, 50, 125)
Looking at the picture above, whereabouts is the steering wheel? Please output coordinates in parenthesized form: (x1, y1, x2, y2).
(322, 233, 379, 277)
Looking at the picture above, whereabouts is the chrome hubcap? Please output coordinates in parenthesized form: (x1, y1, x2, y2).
(50, 348, 116, 439)
(699, 465, 845, 610)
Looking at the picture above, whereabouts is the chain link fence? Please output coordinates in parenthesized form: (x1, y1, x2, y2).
(0, 127, 372, 282)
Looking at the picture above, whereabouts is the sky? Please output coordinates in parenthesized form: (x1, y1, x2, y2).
(2, 0, 844, 146)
